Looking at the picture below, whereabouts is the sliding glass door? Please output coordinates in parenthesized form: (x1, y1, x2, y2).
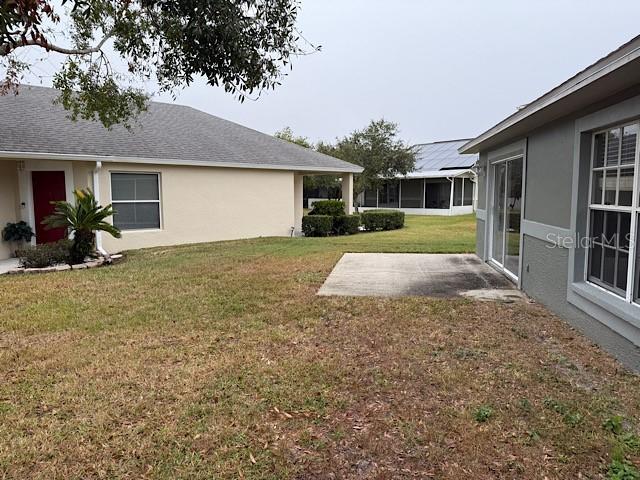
(492, 163, 506, 265)
(490, 157, 524, 280)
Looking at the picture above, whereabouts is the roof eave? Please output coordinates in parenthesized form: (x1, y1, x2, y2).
(0, 150, 364, 174)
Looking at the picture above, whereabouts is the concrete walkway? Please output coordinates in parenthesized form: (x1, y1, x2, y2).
(0, 258, 20, 275)
(318, 253, 522, 300)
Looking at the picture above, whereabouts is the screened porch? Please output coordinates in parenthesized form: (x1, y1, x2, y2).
(358, 174, 476, 216)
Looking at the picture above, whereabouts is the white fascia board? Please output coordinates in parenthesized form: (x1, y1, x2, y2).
(0, 150, 363, 174)
(460, 41, 640, 154)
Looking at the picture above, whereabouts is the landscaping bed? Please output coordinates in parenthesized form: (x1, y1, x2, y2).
(5, 253, 123, 275)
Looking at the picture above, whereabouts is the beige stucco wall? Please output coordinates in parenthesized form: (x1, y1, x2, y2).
(294, 174, 304, 234)
(98, 163, 296, 253)
(73, 162, 94, 191)
(0, 158, 303, 258)
(0, 161, 19, 259)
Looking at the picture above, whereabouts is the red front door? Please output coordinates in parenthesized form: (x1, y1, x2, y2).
(32, 171, 67, 244)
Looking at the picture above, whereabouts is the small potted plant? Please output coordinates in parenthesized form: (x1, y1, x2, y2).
(2, 221, 35, 257)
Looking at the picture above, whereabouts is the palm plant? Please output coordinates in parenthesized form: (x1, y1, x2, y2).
(43, 189, 121, 264)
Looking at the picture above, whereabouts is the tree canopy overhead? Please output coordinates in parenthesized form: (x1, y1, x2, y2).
(274, 126, 313, 149)
(0, 0, 311, 127)
(274, 126, 341, 192)
(318, 119, 416, 195)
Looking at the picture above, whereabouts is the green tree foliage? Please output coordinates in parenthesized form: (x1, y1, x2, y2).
(43, 188, 121, 264)
(1, 0, 310, 127)
(318, 120, 416, 195)
(275, 126, 340, 192)
(274, 126, 313, 149)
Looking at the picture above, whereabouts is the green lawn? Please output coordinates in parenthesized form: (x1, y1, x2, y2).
(1, 214, 639, 479)
(305, 210, 475, 252)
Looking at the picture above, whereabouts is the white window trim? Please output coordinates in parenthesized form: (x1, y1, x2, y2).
(632, 126, 640, 303)
(566, 96, 640, 346)
(109, 171, 163, 232)
(584, 122, 640, 305)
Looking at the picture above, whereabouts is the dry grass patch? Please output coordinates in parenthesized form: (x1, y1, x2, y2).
(1, 215, 639, 478)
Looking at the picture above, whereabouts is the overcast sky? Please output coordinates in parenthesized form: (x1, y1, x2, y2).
(23, 1, 640, 145)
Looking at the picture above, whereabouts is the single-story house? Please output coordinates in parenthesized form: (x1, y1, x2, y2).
(0, 86, 362, 261)
(460, 35, 640, 369)
(357, 139, 478, 215)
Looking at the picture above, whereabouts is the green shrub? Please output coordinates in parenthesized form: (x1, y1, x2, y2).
(302, 215, 333, 237)
(307, 201, 361, 237)
(361, 210, 405, 231)
(309, 200, 345, 217)
(2, 221, 35, 243)
(16, 240, 72, 268)
(332, 215, 360, 235)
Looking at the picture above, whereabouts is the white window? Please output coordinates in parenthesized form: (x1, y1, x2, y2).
(587, 124, 640, 304)
(111, 173, 161, 231)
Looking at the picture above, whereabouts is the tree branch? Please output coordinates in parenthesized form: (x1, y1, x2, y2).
(0, 30, 113, 57)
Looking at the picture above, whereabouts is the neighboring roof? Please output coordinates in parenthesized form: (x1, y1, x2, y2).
(405, 168, 473, 179)
(460, 34, 640, 154)
(0, 85, 362, 173)
(402, 139, 478, 178)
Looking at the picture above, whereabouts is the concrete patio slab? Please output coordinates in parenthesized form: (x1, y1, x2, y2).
(318, 253, 518, 298)
(0, 258, 20, 275)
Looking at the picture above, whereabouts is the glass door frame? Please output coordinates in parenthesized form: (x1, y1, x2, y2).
(490, 161, 507, 270)
(488, 153, 526, 285)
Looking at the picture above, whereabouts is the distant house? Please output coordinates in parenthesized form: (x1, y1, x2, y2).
(357, 139, 478, 215)
(460, 35, 640, 369)
(0, 86, 362, 261)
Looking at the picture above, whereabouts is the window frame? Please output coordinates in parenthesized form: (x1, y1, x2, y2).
(585, 122, 640, 305)
(110, 171, 163, 232)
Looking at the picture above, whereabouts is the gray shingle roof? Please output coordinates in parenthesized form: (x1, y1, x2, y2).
(0, 85, 362, 173)
(414, 139, 479, 172)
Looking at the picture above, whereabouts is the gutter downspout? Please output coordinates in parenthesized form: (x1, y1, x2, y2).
(92, 161, 110, 260)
